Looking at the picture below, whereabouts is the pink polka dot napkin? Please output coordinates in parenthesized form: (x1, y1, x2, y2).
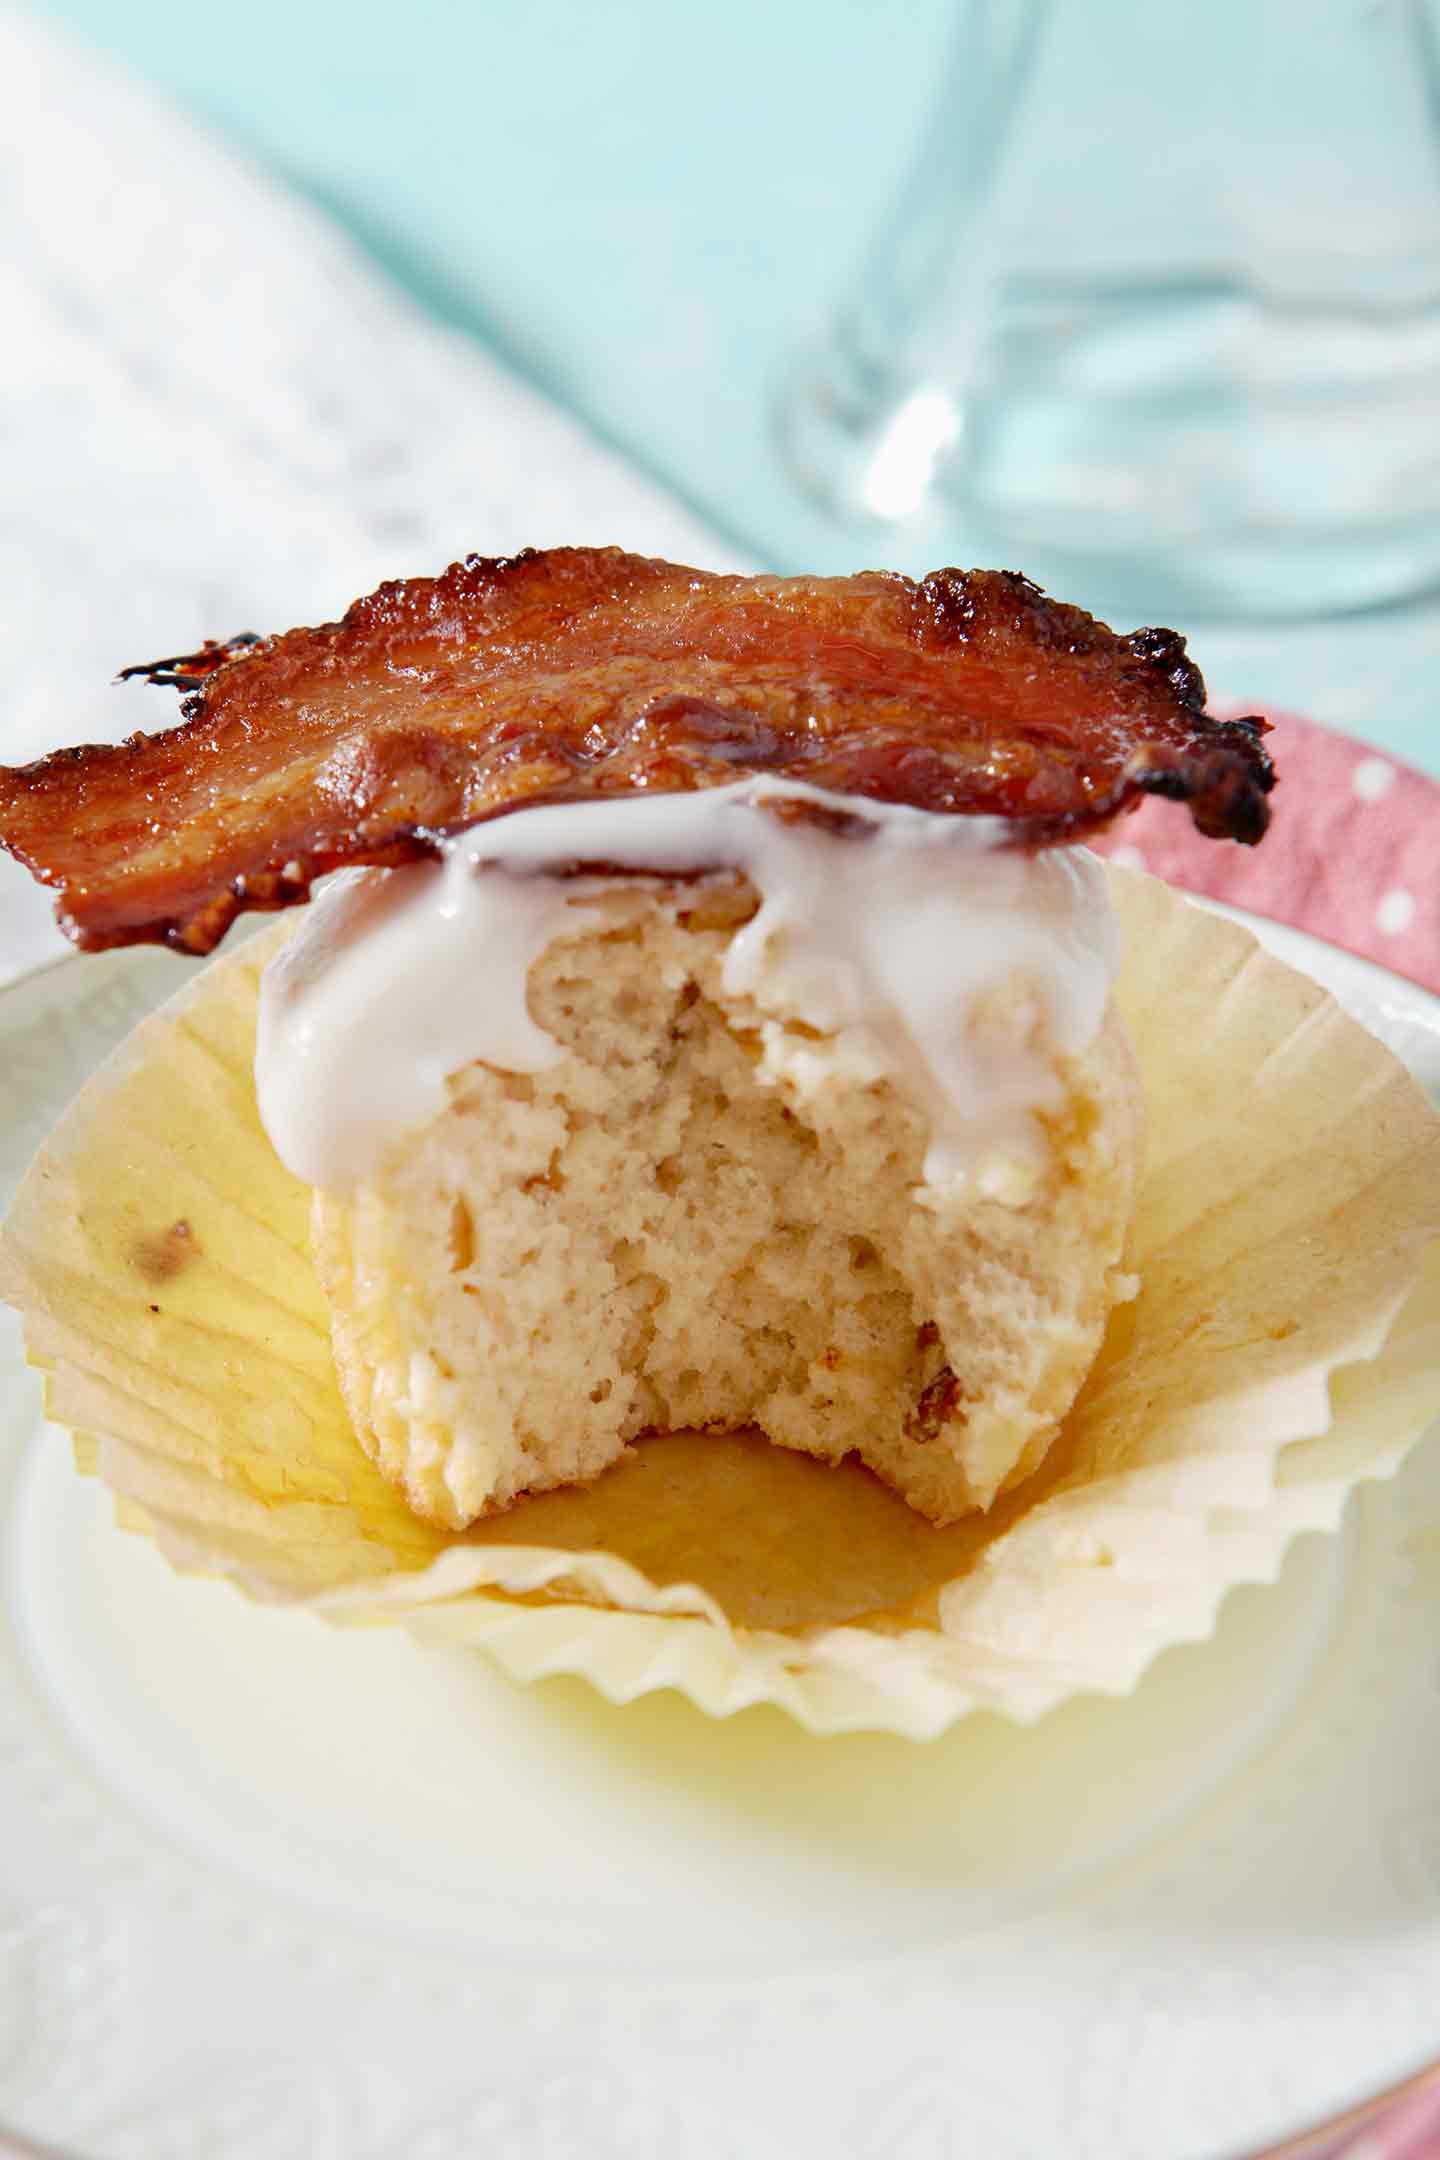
(1089, 709, 1438, 996)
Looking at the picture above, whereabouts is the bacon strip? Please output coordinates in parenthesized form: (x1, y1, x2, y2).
(0, 549, 1273, 953)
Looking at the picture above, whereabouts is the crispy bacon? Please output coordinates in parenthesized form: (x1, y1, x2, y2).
(0, 549, 1273, 953)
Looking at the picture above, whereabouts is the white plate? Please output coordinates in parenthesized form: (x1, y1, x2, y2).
(1, 918, 1438, 2160)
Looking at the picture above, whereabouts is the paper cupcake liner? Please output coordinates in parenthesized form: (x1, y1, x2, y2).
(3, 867, 1440, 1739)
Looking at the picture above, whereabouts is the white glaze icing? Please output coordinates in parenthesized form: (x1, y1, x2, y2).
(255, 779, 1118, 1193)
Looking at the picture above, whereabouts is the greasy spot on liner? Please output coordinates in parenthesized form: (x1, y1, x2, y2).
(132, 1218, 201, 1284)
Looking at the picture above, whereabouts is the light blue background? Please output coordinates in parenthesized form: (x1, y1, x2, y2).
(35, 0, 950, 570)
(32, 0, 1440, 769)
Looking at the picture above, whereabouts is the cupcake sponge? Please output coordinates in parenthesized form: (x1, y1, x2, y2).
(313, 878, 1140, 1530)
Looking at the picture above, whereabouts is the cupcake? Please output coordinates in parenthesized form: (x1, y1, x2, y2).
(3, 550, 1436, 1736)
(281, 792, 1140, 1531)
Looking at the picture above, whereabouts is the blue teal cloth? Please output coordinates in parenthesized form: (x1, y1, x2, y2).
(33, 0, 1440, 772)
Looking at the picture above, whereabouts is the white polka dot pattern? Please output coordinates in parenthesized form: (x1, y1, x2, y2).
(1377, 889, 1417, 937)
(1353, 756, 1398, 803)
(1091, 709, 1439, 996)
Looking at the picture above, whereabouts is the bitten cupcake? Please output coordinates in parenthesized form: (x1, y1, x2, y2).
(3, 550, 1436, 1737)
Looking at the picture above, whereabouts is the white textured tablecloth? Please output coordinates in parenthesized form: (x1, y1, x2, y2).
(0, 5, 742, 985)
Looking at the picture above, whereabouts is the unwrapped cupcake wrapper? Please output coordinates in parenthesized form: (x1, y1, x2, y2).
(4, 866, 1440, 1739)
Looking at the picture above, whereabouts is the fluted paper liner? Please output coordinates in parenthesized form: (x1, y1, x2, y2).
(4, 867, 1440, 1738)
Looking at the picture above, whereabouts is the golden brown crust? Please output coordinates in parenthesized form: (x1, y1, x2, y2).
(0, 548, 1273, 952)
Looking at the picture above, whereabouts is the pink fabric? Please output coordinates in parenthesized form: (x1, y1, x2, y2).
(1276, 2066, 1440, 2157)
(1088, 709, 1439, 996)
